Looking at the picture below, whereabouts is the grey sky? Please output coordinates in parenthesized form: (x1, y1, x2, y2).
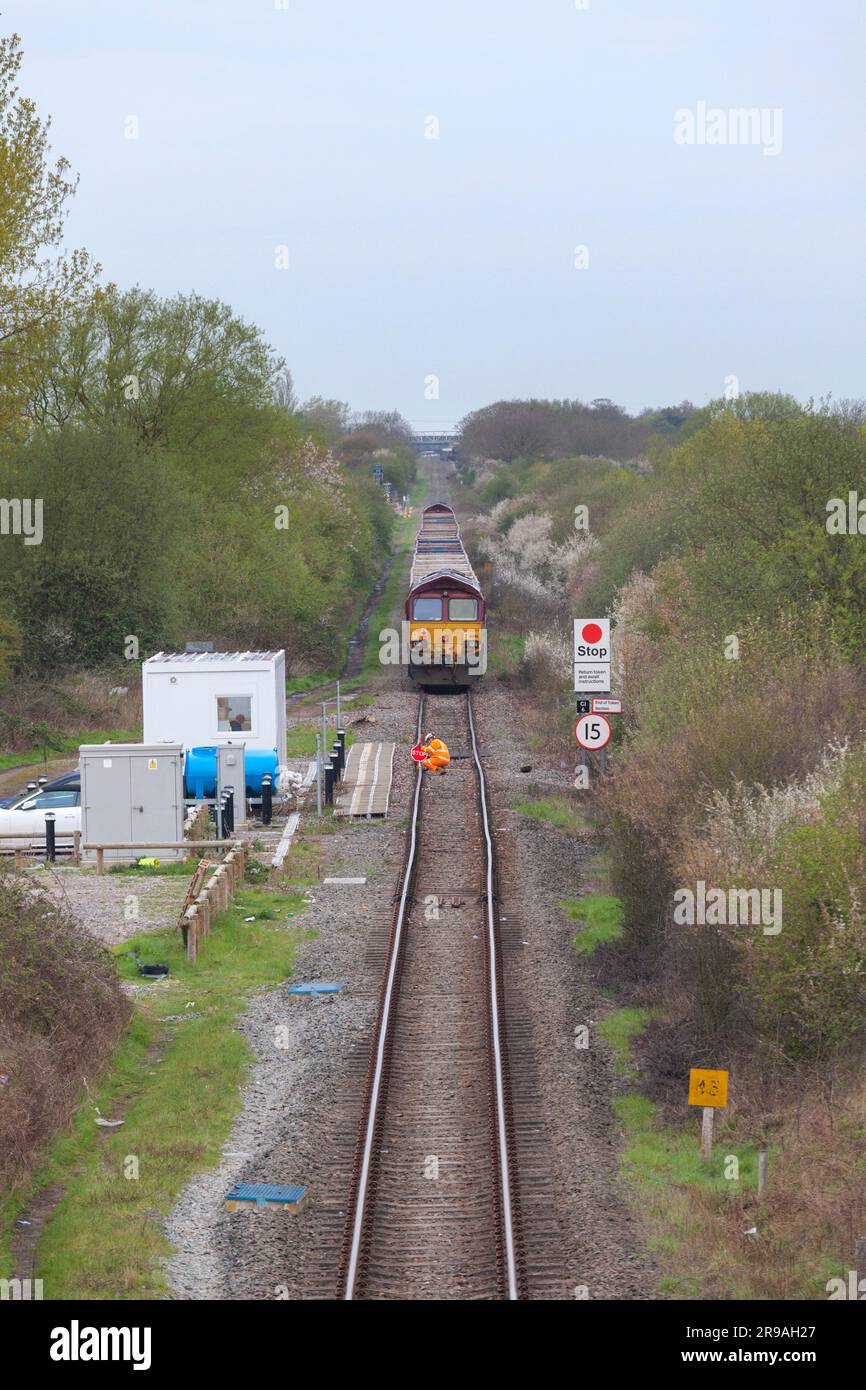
(12, 0, 865, 426)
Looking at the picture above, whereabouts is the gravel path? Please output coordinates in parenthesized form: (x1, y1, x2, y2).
(26, 861, 191, 946)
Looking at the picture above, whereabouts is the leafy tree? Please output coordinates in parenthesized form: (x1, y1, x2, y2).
(0, 423, 190, 666)
(27, 286, 282, 475)
(669, 405, 866, 655)
(0, 612, 21, 688)
(298, 396, 352, 441)
(0, 31, 98, 439)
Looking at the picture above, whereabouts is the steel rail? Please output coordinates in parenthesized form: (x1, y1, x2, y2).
(466, 690, 519, 1300)
(342, 697, 425, 1300)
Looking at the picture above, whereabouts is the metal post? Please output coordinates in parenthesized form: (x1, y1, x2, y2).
(337, 729, 346, 778)
(321, 702, 328, 769)
(325, 760, 334, 805)
(224, 789, 234, 836)
(336, 680, 341, 731)
(315, 735, 322, 816)
(45, 812, 56, 863)
(261, 774, 273, 826)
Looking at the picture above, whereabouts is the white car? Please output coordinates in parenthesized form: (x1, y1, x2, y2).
(0, 786, 81, 850)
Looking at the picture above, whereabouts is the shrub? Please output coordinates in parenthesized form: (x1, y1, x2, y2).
(0, 869, 130, 1190)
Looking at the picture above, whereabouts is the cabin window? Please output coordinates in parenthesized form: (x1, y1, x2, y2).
(217, 695, 253, 732)
(413, 597, 443, 620)
(448, 597, 478, 620)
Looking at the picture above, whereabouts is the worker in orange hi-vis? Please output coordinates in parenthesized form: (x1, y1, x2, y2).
(413, 733, 450, 775)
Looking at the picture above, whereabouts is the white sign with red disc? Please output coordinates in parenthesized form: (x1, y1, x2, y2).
(574, 618, 610, 658)
(574, 618, 611, 693)
(574, 713, 612, 750)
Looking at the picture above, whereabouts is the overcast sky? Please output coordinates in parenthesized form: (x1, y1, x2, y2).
(10, 0, 865, 426)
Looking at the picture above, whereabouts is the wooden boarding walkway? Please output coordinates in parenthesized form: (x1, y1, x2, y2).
(334, 742, 395, 819)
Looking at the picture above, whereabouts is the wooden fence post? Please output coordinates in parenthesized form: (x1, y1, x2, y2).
(195, 891, 210, 936)
(185, 905, 198, 962)
(96, 847, 105, 876)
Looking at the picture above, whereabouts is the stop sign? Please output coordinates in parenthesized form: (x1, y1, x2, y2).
(574, 618, 610, 657)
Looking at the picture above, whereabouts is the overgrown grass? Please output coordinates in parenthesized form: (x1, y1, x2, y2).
(0, 725, 142, 772)
(598, 1005, 649, 1076)
(286, 723, 358, 758)
(285, 671, 339, 695)
(602, 1008, 855, 1299)
(17, 888, 312, 1299)
(564, 894, 625, 956)
(513, 795, 591, 831)
(615, 1091, 763, 1203)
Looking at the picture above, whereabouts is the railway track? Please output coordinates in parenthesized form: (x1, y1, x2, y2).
(336, 689, 526, 1300)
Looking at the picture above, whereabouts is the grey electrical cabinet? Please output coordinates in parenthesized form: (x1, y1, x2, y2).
(80, 743, 185, 863)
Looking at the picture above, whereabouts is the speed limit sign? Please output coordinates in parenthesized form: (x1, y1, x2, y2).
(574, 713, 611, 750)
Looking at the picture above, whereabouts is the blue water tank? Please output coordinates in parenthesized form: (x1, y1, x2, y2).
(184, 746, 280, 799)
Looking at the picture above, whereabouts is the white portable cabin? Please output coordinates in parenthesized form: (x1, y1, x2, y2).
(142, 651, 287, 778)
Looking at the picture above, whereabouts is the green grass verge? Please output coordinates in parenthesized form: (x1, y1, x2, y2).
(286, 723, 358, 758)
(285, 672, 339, 695)
(0, 726, 143, 773)
(564, 894, 625, 956)
(13, 888, 312, 1300)
(513, 795, 591, 831)
(614, 1091, 761, 1196)
(598, 1005, 650, 1076)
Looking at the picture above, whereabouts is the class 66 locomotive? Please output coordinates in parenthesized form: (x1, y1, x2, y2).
(405, 503, 486, 688)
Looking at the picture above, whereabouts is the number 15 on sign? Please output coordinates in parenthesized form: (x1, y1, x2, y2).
(574, 714, 611, 751)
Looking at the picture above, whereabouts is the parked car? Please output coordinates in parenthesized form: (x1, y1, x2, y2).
(0, 770, 80, 809)
(0, 784, 81, 850)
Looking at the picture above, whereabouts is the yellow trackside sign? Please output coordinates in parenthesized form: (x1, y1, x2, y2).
(688, 1068, 728, 1108)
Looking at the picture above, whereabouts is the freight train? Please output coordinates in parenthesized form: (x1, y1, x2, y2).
(404, 503, 486, 688)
